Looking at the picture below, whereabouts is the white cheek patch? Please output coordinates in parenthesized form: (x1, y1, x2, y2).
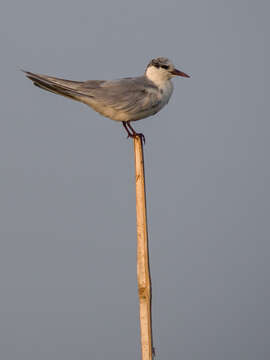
(145, 66, 170, 86)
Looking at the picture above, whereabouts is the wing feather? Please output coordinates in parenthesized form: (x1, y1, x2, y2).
(23, 71, 161, 120)
(78, 77, 161, 115)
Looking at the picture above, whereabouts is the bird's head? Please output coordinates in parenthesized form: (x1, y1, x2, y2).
(145, 57, 190, 85)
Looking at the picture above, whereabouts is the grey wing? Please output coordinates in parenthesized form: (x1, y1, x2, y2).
(23, 70, 105, 101)
(78, 77, 162, 116)
(23, 71, 161, 119)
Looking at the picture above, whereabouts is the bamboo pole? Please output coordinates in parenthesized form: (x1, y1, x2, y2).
(133, 135, 153, 360)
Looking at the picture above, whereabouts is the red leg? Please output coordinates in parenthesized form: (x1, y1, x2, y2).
(127, 122, 145, 144)
(122, 122, 134, 139)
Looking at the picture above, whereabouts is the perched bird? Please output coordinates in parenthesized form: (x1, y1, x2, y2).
(23, 57, 190, 142)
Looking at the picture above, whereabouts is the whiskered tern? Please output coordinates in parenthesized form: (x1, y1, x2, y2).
(23, 57, 190, 142)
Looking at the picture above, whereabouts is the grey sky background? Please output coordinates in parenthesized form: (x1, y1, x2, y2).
(0, 0, 269, 359)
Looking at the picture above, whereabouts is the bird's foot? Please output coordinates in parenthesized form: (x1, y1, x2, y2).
(126, 132, 145, 144)
(122, 122, 145, 144)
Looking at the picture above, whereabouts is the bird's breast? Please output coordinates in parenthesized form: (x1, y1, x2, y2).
(158, 80, 174, 107)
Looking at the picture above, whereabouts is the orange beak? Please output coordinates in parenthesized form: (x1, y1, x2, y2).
(171, 68, 190, 78)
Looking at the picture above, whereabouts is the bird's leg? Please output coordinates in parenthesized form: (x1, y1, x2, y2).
(127, 121, 145, 144)
(122, 122, 134, 139)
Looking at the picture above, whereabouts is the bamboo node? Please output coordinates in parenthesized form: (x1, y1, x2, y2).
(138, 286, 150, 300)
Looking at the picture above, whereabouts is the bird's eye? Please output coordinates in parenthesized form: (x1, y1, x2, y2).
(161, 65, 169, 70)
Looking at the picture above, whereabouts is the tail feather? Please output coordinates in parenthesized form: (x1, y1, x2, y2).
(32, 79, 79, 101)
(22, 70, 92, 101)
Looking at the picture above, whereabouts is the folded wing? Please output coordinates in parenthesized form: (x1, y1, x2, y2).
(23, 71, 161, 120)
